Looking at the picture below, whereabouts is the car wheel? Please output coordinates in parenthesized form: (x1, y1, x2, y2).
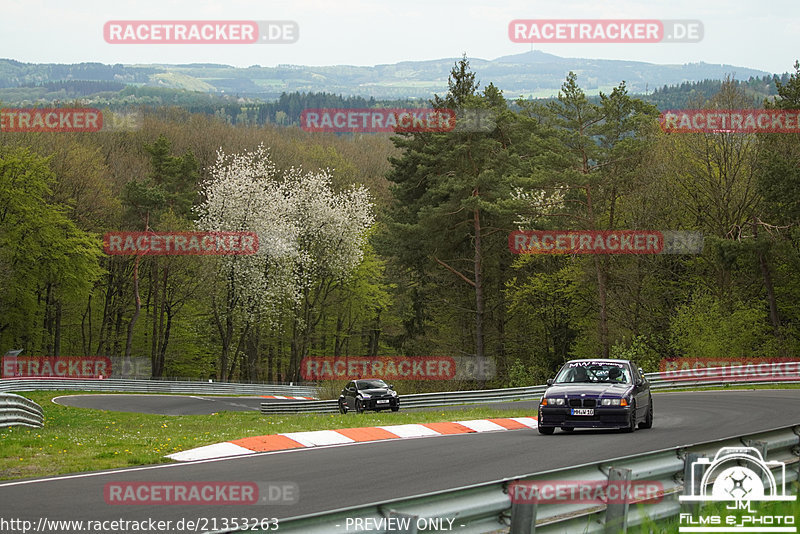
(338, 399, 348, 414)
(561, 427, 574, 432)
(355, 399, 365, 414)
(391, 406, 399, 412)
(639, 397, 653, 429)
(622, 401, 637, 433)
(538, 426, 555, 435)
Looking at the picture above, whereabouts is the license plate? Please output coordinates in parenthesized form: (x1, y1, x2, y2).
(377, 400, 389, 404)
(571, 408, 594, 416)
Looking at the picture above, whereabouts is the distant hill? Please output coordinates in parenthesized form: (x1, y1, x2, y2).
(0, 52, 776, 102)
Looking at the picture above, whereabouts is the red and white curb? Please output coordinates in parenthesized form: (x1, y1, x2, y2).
(167, 417, 538, 462)
(260, 395, 316, 400)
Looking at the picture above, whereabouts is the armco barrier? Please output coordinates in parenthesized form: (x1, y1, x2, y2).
(240, 424, 800, 533)
(0, 393, 44, 428)
(261, 385, 548, 414)
(261, 363, 800, 415)
(0, 378, 318, 398)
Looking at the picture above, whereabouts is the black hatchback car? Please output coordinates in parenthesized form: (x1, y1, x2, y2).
(537, 359, 653, 434)
(339, 379, 400, 413)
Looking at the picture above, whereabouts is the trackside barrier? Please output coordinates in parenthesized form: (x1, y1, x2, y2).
(238, 424, 800, 533)
(0, 378, 318, 398)
(260, 363, 800, 414)
(260, 385, 549, 414)
(0, 393, 44, 428)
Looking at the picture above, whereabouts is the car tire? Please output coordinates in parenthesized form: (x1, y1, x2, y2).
(538, 426, 555, 435)
(338, 399, 348, 414)
(391, 406, 399, 412)
(639, 397, 653, 429)
(355, 399, 365, 414)
(561, 427, 574, 432)
(622, 401, 637, 433)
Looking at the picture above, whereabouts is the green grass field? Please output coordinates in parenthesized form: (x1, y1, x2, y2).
(0, 390, 537, 481)
(630, 489, 800, 533)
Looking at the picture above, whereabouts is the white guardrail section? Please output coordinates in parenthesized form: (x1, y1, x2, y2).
(239, 424, 800, 534)
(260, 363, 800, 414)
(0, 378, 319, 398)
(0, 393, 44, 428)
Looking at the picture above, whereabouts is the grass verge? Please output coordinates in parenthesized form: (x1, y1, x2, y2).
(629, 484, 799, 533)
(0, 390, 537, 481)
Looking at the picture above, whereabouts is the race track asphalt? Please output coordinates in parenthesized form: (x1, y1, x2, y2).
(2, 389, 798, 533)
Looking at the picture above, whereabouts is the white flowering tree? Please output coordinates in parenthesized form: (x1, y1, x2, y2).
(194, 145, 374, 380)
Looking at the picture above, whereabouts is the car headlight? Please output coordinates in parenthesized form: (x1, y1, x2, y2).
(541, 398, 564, 406)
(360, 394, 371, 399)
(601, 399, 622, 406)
(390, 390, 398, 396)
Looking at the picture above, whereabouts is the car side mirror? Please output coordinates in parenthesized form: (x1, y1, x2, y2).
(389, 384, 394, 389)
(546, 378, 553, 387)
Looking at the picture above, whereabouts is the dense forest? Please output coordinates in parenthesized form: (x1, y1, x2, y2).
(1, 59, 799, 388)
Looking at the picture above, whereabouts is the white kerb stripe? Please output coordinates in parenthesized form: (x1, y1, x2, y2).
(378, 424, 441, 438)
(454, 419, 506, 432)
(509, 417, 539, 428)
(166, 442, 253, 462)
(280, 430, 354, 447)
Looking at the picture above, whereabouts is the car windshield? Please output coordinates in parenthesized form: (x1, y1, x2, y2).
(357, 380, 388, 390)
(554, 363, 631, 384)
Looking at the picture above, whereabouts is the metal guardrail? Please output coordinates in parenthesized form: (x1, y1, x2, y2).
(260, 363, 800, 414)
(0, 378, 319, 398)
(247, 424, 800, 533)
(260, 385, 548, 414)
(0, 393, 44, 428)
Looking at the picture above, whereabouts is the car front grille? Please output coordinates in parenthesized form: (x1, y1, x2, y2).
(568, 398, 596, 408)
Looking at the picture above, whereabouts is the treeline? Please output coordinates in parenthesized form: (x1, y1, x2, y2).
(2, 76, 793, 129)
(642, 74, 791, 108)
(11, 80, 127, 98)
(1, 59, 799, 387)
(115, 90, 428, 127)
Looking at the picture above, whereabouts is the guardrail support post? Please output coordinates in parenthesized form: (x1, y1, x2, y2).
(604, 467, 631, 534)
(509, 495, 537, 533)
(745, 440, 769, 487)
(682, 452, 705, 515)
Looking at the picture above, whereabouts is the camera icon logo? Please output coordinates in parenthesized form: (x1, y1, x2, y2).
(680, 446, 796, 502)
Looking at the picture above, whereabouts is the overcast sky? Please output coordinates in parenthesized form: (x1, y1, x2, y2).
(2, 0, 798, 75)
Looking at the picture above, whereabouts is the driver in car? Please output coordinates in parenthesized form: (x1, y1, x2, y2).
(608, 367, 626, 382)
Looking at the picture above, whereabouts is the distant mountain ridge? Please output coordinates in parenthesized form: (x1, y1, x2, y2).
(0, 51, 774, 101)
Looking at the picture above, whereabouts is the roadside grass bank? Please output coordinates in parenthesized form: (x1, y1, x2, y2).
(0, 390, 537, 481)
(628, 484, 799, 533)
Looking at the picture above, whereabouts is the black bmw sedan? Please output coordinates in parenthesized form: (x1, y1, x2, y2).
(339, 378, 400, 413)
(537, 359, 653, 434)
